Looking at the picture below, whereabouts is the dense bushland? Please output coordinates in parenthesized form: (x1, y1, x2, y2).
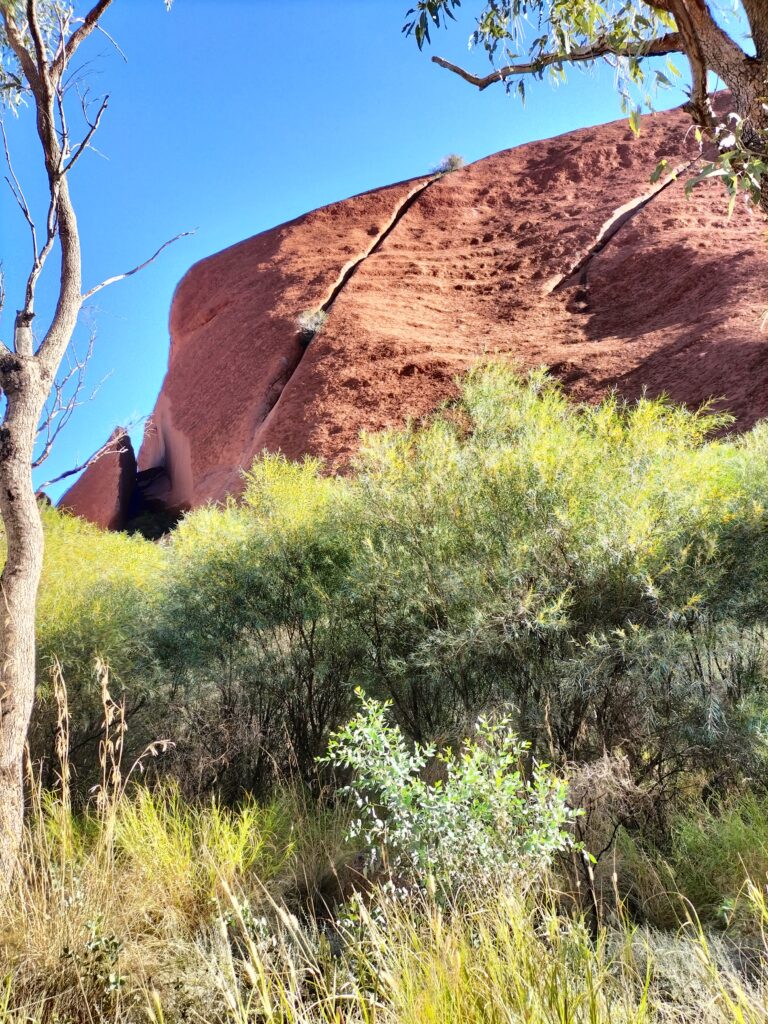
(32, 365, 768, 809)
(4, 363, 768, 1021)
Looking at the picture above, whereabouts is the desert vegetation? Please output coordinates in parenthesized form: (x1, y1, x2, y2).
(434, 153, 465, 173)
(296, 310, 329, 345)
(4, 364, 768, 1021)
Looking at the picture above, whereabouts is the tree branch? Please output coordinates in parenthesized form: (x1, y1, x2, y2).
(431, 33, 684, 90)
(661, 0, 754, 86)
(0, 268, 12, 361)
(743, 0, 768, 59)
(0, 118, 38, 263)
(673, 3, 714, 130)
(34, 330, 99, 467)
(0, 7, 40, 91)
(57, 0, 115, 71)
(82, 231, 195, 300)
(37, 429, 128, 489)
(25, 0, 48, 80)
(62, 93, 108, 175)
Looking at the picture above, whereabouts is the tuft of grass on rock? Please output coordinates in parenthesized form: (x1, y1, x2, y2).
(296, 308, 328, 344)
(434, 153, 465, 173)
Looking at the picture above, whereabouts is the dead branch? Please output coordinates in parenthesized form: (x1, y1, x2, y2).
(95, 24, 128, 64)
(63, 93, 108, 175)
(2, 116, 63, 322)
(34, 330, 102, 468)
(37, 429, 132, 491)
(1, 119, 38, 260)
(82, 231, 195, 300)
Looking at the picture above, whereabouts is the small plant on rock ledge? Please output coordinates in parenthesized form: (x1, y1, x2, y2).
(435, 153, 465, 174)
(297, 308, 328, 345)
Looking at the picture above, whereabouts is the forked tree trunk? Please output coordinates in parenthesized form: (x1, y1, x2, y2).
(0, 0, 165, 882)
(0, 6, 86, 879)
(672, 0, 768, 211)
(0, 365, 46, 879)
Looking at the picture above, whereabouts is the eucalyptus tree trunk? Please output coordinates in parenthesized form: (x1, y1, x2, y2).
(0, 4, 87, 879)
(0, 0, 177, 879)
(0, 349, 46, 877)
(656, 0, 768, 211)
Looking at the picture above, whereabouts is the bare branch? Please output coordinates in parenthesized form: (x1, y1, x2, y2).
(62, 93, 108, 174)
(2, 117, 63, 319)
(34, 330, 102, 467)
(0, 267, 12, 360)
(431, 32, 684, 90)
(54, 64, 69, 168)
(38, 430, 131, 490)
(25, 193, 59, 321)
(56, 0, 116, 72)
(96, 23, 128, 64)
(82, 231, 195, 301)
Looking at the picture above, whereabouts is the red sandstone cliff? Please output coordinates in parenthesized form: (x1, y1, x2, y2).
(61, 105, 768, 527)
(58, 429, 136, 530)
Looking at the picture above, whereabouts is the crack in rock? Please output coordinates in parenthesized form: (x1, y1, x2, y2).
(257, 173, 443, 429)
(545, 158, 698, 298)
(318, 175, 439, 315)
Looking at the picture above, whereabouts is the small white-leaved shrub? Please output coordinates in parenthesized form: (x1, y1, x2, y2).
(296, 308, 327, 341)
(435, 153, 465, 173)
(322, 691, 579, 895)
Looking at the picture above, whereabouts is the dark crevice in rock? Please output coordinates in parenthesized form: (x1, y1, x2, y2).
(319, 175, 439, 315)
(549, 158, 699, 299)
(122, 466, 187, 539)
(257, 173, 443, 430)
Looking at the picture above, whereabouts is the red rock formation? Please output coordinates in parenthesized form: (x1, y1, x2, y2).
(64, 104, 768, 526)
(59, 429, 136, 530)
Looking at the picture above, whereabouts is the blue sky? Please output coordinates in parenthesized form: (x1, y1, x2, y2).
(1, 0, 692, 499)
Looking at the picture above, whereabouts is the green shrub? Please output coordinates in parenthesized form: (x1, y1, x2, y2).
(345, 365, 768, 795)
(435, 153, 465, 173)
(322, 692, 578, 896)
(29, 365, 768, 810)
(152, 456, 363, 797)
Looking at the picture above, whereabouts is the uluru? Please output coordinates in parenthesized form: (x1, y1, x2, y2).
(60, 103, 768, 529)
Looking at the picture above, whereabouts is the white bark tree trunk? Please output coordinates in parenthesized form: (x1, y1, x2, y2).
(0, 359, 45, 878)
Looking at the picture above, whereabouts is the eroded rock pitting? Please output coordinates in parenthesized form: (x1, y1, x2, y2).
(258, 174, 441, 434)
(549, 157, 699, 295)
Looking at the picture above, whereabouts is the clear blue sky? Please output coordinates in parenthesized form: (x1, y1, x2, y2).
(1, 0, 691, 500)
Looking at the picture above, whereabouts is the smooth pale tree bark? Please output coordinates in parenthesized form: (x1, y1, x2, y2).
(0, 4, 82, 876)
(0, 335, 47, 870)
(0, 0, 176, 878)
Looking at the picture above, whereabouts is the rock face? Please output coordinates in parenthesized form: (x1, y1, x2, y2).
(59, 429, 137, 530)
(62, 103, 768, 527)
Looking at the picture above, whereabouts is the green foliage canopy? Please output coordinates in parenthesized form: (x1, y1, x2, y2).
(28, 365, 768, 804)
